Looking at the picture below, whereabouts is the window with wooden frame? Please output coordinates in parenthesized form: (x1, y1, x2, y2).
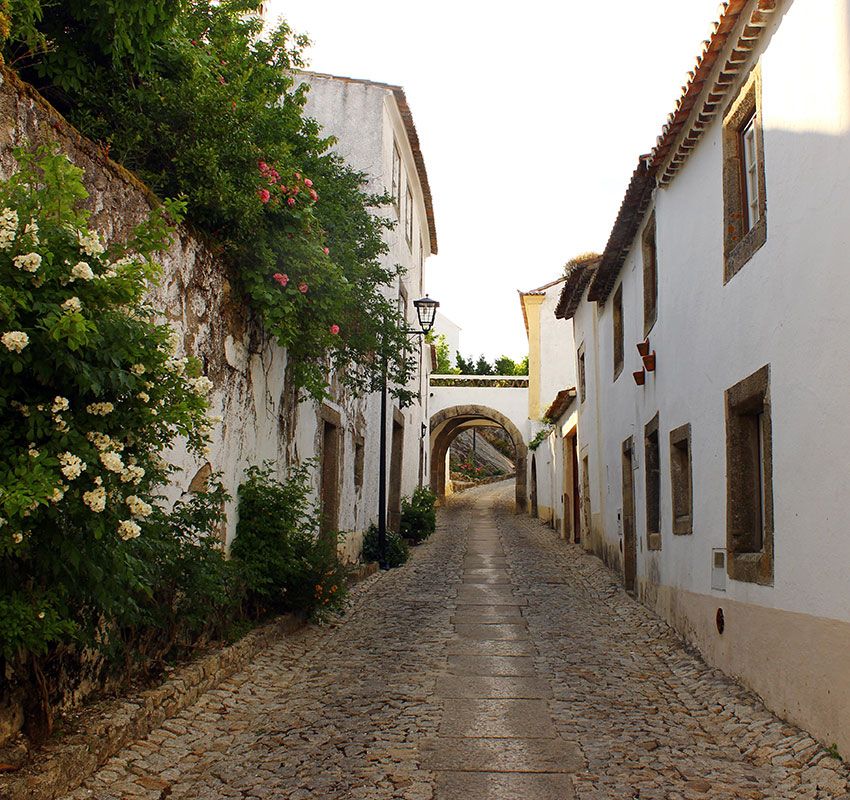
(722, 66, 766, 282)
(642, 211, 658, 337)
(391, 142, 401, 211)
(725, 365, 773, 585)
(404, 185, 414, 248)
(353, 434, 365, 491)
(577, 343, 586, 404)
(612, 284, 624, 380)
(644, 413, 662, 551)
(669, 423, 692, 535)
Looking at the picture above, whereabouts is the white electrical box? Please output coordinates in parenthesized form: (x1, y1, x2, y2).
(711, 548, 727, 591)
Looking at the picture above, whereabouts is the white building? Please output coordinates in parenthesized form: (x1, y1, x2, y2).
(298, 72, 438, 553)
(555, 0, 850, 754)
(432, 310, 462, 370)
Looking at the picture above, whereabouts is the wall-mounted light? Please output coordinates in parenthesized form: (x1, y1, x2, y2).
(413, 295, 439, 333)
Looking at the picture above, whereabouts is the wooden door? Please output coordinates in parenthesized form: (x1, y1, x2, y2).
(622, 437, 637, 592)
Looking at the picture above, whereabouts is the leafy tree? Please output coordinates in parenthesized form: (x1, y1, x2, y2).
(455, 352, 475, 374)
(427, 332, 457, 374)
(1, 0, 416, 400)
(473, 355, 493, 375)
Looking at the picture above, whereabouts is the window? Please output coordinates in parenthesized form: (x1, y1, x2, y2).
(740, 115, 760, 231)
(722, 66, 766, 282)
(391, 142, 401, 210)
(577, 343, 586, 404)
(612, 284, 624, 380)
(669, 423, 692, 535)
(404, 185, 413, 248)
(353, 435, 365, 490)
(644, 413, 661, 550)
(725, 365, 773, 584)
(642, 211, 657, 337)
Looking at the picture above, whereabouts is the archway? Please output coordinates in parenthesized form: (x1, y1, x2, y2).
(430, 404, 527, 513)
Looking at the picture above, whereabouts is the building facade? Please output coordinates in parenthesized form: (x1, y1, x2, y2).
(555, 0, 850, 753)
(299, 72, 438, 554)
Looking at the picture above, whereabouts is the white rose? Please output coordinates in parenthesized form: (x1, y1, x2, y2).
(2, 331, 29, 352)
(71, 261, 94, 281)
(13, 252, 41, 272)
(61, 297, 82, 313)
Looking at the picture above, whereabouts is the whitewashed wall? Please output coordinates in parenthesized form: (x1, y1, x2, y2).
(567, 0, 850, 754)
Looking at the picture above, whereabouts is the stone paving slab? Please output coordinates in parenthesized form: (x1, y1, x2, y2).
(434, 771, 575, 800)
(422, 737, 583, 772)
(453, 622, 529, 641)
(434, 675, 552, 699)
(439, 698, 557, 738)
(455, 586, 525, 605)
(447, 654, 536, 676)
(451, 607, 525, 623)
(445, 638, 538, 656)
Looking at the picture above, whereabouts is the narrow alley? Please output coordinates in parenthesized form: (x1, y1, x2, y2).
(64, 482, 848, 800)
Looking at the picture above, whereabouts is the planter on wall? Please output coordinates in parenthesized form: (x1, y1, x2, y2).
(642, 351, 656, 372)
(637, 339, 650, 357)
(633, 369, 646, 386)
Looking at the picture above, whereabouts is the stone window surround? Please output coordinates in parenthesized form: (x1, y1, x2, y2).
(391, 140, 402, 213)
(669, 422, 693, 536)
(612, 284, 624, 381)
(722, 64, 767, 283)
(725, 364, 774, 586)
(404, 184, 414, 249)
(577, 342, 586, 404)
(644, 412, 662, 551)
(642, 210, 658, 338)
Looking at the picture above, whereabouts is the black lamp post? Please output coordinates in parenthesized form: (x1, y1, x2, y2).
(377, 294, 439, 568)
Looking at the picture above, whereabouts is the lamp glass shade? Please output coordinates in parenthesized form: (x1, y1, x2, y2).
(413, 295, 439, 333)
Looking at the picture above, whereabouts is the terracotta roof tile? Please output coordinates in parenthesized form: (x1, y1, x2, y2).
(554, 254, 601, 320)
(544, 388, 576, 422)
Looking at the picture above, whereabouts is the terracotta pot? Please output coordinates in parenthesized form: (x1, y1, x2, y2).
(643, 351, 656, 372)
(636, 340, 650, 357)
(633, 369, 646, 386)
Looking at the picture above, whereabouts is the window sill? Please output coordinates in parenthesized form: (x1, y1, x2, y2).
(724, 216, 767, 283)
(728, 549, 773, 585)
(672, 517, 692, 535)
(647, 532, 662, 551)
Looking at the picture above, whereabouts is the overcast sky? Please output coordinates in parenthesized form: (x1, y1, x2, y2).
(267, 1, 722, 361)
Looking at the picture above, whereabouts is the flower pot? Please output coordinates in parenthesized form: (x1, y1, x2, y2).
(642, 351, 656, 372)
(633, 369, 646, 386)
(637, 339, 650, 357)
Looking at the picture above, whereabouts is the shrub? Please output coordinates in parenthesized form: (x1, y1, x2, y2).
(230, 463, 348, 620)
(361, 524, 409, 568)
(400, 487, 436, 544)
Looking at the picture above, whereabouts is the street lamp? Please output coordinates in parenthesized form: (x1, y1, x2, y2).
(377, 295, 440, 568)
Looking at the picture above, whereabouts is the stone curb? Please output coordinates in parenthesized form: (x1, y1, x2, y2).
(2, 563, 380, 800)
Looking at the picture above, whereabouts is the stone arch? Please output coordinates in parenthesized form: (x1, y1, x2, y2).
(430, 404, 527, 513)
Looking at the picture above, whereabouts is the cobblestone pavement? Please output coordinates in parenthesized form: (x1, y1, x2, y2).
(65, 481, 849, 800)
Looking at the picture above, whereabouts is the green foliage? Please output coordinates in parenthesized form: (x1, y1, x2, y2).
(452, 351, 528, 376)
(3, 0, 417, 402)
(399, 486, 436, 544)
(230, 463, 348, 620)
(826, 743, 843, 761)
(529, 420, 555, 451)
(427, 332, 458, 374)
(362, 524, 409, 568)
(0, 145, 213, 664)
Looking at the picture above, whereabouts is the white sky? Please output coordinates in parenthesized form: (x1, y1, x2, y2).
(267, 0, 722, 361)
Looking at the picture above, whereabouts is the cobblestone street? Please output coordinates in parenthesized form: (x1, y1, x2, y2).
(66, 481, 850, 800)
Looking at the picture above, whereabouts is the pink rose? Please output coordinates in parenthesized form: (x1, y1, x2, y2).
(299, 282, 308, 294)
(279, 185, 288, 193)
(273, 272, 289, 287)
(322, 247, 329, 255)
(257, 188, 271, 204)
(295, 172, 301, 180)
(258, 161, 269, 172)
(287, 197, 296, 207)
(304, 178, 313, 187)
(329, 324, 340, 335)
(309, 189, 318, 202)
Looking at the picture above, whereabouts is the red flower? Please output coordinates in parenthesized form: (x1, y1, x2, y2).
(309, 189, 318, 202)
(273, 272, 289, 287)
(299, 282, 308, 294)
(257, 188, 271, 203)
(329, 324, 340, 335)
(287, 197, 296, 206)
(295, 172, 301, 180)
(322, 247, 329, 255)
(218, 75, 226, 85)
(304, 178, 313, 187)
(279, 185, 288, 193)
(258, 161, 269, 172)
